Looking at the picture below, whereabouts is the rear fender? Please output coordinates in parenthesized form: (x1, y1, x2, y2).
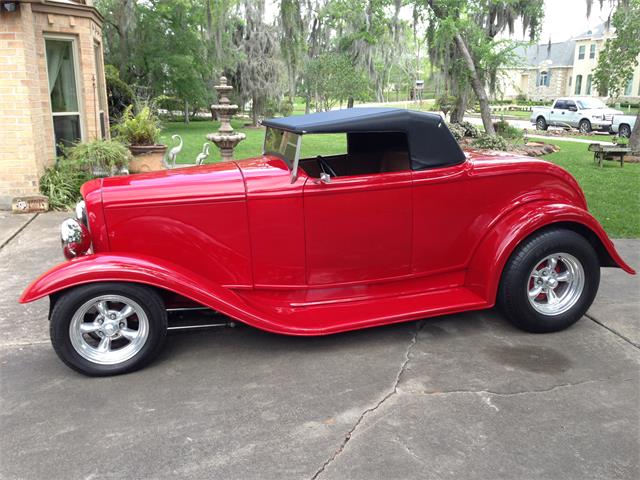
(19, 253, 305, 335)
(466, 202, 635, 304)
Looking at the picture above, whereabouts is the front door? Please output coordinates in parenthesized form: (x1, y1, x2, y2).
(303, 171, 413, 285)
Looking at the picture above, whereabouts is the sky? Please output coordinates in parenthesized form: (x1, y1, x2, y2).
(263, 0, 616, 45)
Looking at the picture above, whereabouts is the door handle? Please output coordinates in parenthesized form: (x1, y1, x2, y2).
(562, 112, 565, 114)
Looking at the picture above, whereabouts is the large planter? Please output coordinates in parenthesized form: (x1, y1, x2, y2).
(128, 144, 167, 173)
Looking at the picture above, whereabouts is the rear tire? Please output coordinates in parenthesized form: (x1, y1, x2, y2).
(498, 228, 600, 333)
(50, 282, 167, 376)
(579, 119, 592, 133)
(536, 116, 548, 131)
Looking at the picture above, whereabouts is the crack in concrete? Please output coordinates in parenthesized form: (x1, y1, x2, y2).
(309, 321, 425, 480)
(585, 313, 640, 350)
(403, 377, 635, 398)
(0, 213, 38, 251)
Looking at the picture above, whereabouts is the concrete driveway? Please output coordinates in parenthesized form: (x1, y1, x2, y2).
(1, 212, 638, 480)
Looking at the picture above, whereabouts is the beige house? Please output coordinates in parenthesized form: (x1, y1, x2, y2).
(499, 24, 640, 102)
(0, 0, 109, 210)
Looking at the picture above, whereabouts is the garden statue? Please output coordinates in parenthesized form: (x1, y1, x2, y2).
(195, 143, 210, 165)
(207, 76, 245, 162)
(166, 134, 183, 168)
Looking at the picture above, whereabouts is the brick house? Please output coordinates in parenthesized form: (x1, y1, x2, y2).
(0, 0, 109, 210)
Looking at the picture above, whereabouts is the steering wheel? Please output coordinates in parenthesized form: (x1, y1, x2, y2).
(316, 155, 337, 178)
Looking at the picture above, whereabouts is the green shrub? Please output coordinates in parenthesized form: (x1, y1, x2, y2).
(113, 105, 162, 146)
(459, 121, 479, 138)
(280, 100, 294, 117)
(473, 134, 508, 151)
(434, 95, 457, 116)
(447, 123, 466, 141)
(105, 65, 134, 122)
(39, 160, 90, 211)
(63, 139, 130, 174)
(493, 119, 523, 140)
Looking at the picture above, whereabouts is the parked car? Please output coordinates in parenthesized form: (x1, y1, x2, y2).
(21, 108, 635, 376)
(531, 97, 623, 133)
(611, 114, 636, 138)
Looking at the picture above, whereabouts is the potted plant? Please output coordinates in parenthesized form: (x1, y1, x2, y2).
(114, 105, 166, 172)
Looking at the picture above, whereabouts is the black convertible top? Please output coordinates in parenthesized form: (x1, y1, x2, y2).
(262, 108, 465, 170)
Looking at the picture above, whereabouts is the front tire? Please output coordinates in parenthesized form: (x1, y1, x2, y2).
(579, 119, 592, 133)
(50, 283, 167, 376)
(498, 228, 600, 333)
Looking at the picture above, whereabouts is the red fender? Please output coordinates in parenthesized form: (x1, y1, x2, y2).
(466, 202, 635, 304)
(18, 253, 315, 335)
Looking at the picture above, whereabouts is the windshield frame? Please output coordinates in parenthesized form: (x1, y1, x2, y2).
(262, 127, 302, 183)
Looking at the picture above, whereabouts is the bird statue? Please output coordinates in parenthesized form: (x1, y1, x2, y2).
(195, 143, 210, 166)
(166, 134, 183, 168)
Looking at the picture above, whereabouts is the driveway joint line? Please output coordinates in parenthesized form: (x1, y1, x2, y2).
(0, 213, 39, 251)
(586, 313, 640, 350)
(309, 321, 425, 480)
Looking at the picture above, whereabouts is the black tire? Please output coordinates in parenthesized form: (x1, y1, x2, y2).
(50, 282, 167, 376)
(619, 124, 631, 138)
(579, 119, 592, 133)
(498, 228, 600, 333)
(536, 116, 548, 131)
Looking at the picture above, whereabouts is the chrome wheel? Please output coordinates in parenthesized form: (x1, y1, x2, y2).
(579, 120, 591, 133)
(527, 253, 585, 316)
(536, 118, 546, 130)
(69, 295, 149, 365)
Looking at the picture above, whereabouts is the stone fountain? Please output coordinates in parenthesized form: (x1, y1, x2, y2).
(207, 76, 246, 162)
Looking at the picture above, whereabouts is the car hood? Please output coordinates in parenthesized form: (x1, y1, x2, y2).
(586, 108, 623, 116)
(100, 162, 246, 208)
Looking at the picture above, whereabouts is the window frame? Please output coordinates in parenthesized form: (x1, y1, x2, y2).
(589, 44, 596, 59)
(578, 45, 586, 60)
(575, 75, 583, 95)
(539, 70, 549, 87)
(586, 74, 593, 95)
(44, 34, 85, 154)
(94, 41, 108, 139)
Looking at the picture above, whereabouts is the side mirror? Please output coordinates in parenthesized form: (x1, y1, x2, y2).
(319, 172, 331, 184)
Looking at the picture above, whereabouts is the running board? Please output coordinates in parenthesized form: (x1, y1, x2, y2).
(166, 307, 235, 331)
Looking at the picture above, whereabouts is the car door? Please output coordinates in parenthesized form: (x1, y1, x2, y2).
(549, 100, 566, 126)
(303, 170, 413, 285)
(563, 100, 580, 127)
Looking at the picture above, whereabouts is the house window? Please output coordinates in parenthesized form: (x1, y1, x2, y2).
(624, 77, 634, 96)
(94, 42, 107, 138)
(586, 74, 593, 95)
(45, 38, 82, 155)
(578, 45, 585, 60)
(539, 70, 549, 87)
(589, 44, 596, 59)
(575, 75, 582, 94)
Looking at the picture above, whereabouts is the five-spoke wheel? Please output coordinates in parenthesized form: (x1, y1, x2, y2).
(50, 283, 167, 376)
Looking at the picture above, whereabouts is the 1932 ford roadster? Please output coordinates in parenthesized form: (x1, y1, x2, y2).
(21, 108, 635, 376)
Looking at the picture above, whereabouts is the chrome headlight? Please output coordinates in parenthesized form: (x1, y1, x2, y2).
(61, 218, 91, 260)
(75, 200, 87, 227)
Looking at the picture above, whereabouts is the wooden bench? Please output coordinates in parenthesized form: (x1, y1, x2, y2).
(588, 143, 630, 167)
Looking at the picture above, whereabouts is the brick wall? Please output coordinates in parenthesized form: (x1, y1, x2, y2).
(0, 2, 108, 210)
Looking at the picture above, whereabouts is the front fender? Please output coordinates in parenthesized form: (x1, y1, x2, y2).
(19, 253, 311, 335)
(466, 202, 635, 303)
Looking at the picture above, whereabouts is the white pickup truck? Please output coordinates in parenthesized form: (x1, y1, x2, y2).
(530, 97, 622, 133)
(611, 114, 636, 137)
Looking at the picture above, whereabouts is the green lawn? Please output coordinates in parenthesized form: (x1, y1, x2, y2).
(541, 140, 639, 238)
(161, 120, 638, 237)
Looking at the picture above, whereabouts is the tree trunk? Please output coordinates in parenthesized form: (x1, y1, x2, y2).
(347, 96, 354, 108)
(184, 99, 189, 125)
(450, 91, 468, 123)
(305, 94, 310, 114)
(629, 112, 640, 153)
(454, 33, 495, 135)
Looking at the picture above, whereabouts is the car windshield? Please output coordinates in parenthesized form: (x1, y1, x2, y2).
(263, 127, 300, 167)
(576, 98, 607, 109)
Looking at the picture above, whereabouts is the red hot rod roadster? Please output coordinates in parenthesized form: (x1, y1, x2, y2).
(21, 108, 635, 376)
